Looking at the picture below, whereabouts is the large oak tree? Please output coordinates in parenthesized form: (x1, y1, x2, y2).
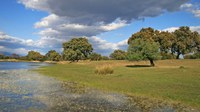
(128, 28, 160, 66)
(27, 51, 44, 61)
(173, 26, 200, 59)
(62, 38, 93, 62)
(45, 50, 61, 61)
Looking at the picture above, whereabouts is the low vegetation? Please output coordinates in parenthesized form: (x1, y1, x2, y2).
(89, 52, 102, 61)
(110, 50, 127, 60)
(95, 64, 114, 75)
(36, 60, 200, 109)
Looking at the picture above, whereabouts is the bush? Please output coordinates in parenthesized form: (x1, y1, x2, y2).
(161, 53, 176, 60)
(95, 65, 114, 75)
(89, 53, 102, 61)
(101, 56, 110, 60)
(184, 53, 200, 59)
(110, 50, 127, 60)
(194, 52, 200, 59)
(179, 66, 185, 69)
(184, 55, 195, 59)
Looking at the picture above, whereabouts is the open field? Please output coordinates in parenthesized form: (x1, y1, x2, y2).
(36, 59, 200, 109)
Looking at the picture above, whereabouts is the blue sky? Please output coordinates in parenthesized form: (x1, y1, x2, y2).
(0, 0, 47, 40)
(99, 11, 200, 42)
(0, 0, 200, 56)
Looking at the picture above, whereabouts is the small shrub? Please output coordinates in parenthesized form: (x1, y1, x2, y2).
(184, 53, 200, 59)
(161, 53, 176, 60)
(95, 65, 114, 75)
(184, 55, 196, 59)
(179, 66, 185, 69)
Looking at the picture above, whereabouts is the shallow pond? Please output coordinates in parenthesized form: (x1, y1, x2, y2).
(0, 62, 49, 70)
(0, 62, 199, 112)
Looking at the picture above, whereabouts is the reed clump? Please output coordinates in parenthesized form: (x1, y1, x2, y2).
(95, 65, 114, 75)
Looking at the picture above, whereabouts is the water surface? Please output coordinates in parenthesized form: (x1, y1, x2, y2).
(0, 62, 49, 70)
(1, 69, 138, 112)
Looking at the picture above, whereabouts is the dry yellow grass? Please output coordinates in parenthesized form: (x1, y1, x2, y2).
(95, 64, 114, 75)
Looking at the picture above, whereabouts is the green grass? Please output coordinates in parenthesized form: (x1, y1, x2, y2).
(36, 60, 200, 108)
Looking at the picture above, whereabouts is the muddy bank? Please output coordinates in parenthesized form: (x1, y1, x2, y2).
(0, 70, 199, 112)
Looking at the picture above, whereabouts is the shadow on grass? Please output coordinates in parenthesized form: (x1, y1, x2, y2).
(126, 65, 152, 68)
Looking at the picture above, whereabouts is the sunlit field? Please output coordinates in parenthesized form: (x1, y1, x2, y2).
(36, 59, 200, 108)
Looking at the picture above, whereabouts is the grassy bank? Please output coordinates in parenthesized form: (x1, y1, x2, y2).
(36, 60, 200, 108)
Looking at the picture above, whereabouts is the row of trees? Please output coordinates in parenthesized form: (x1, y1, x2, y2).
(0, 53, 20, 59)
(26, 50, 61, 61)
(126, 26, 200, 66)
(61, 26, 200, 66)
(0, 50, 61, 61)
(110, 27, 200, 61)
(1, 26, 199, 65)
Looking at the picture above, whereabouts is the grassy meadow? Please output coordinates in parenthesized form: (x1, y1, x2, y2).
(36, 59, 200, 108)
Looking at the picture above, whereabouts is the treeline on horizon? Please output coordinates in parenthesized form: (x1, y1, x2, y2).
(0, 26, 200, 64)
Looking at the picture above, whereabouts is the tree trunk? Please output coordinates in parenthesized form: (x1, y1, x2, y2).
(150, 59, 155, 67)
(176, 53, 181, 59)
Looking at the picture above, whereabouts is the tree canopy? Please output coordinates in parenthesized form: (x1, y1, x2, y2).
(128, 26, 200, 60)
(45, 50, 61, 61)
(153, 31, 175, 54)
(127, 28, 160, 66)
(127, 38, 160, 66)
(27, 51, 44, 61)
(62, 37, 93, 62)
(110, 50, 127, 60)
(0, 54, 4, 59)
(11, 54, 20, 59)
(89, 52, 102, 61)
(173, 26, 200, 59)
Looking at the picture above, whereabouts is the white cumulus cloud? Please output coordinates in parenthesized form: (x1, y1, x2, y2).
(181, 3, 200, 18)
(163, 26, 200, 33)
(18, 0, 189, 39)
(89, 36, 128, 56)
(14, 0, 192, 55)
